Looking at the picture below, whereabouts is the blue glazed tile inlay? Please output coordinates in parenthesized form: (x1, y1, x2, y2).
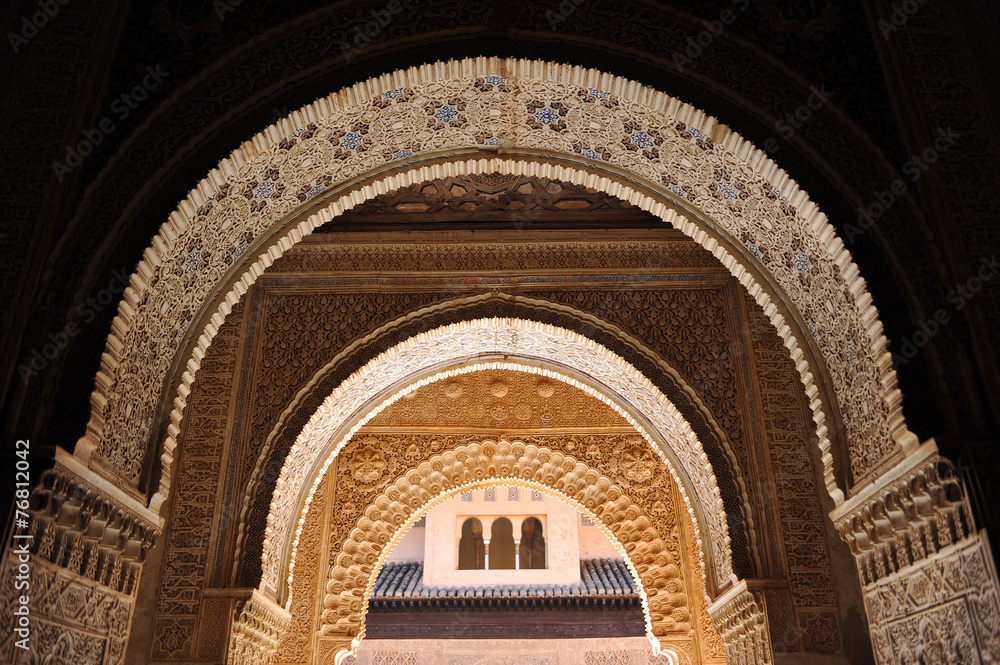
(631, 131, 653, 148)
(718, 180, 739, 201)
(184, 251, 202, 274)
(254, 181, 274, 199)
(340, 132, 363, 149)
(435, 105, 458, 122)
(535, 107, 560, 124)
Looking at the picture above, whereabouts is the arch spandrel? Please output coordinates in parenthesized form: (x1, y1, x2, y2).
(80, 58, 914, 520)
(264, 319, 733, 606)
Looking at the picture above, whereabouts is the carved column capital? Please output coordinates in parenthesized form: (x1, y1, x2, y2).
(708, 580, 772, 665)
(228, 590, 291, 665)
(831, 440, 973, 586)
(23, 455, 161, 595)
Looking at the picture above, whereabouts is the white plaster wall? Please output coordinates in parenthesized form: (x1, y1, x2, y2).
(385, 525, 425, 562)
(578, 521, 621, 559)
(422, 487, 582, 587)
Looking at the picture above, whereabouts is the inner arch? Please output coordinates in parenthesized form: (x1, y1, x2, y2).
(353, 479, 663, 647)
(264, 318, 735, 606)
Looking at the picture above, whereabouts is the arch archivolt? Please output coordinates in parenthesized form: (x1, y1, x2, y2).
(81, 58, 914, 522)
(233, 293, 759, 583)
(324, 442, 679, 640)
(264, 319, 732, 605)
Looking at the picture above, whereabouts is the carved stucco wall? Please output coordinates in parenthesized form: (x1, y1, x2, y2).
(366, 368, 629, 431)
(76, 58, 914, 522)
(743, 292, 845, 654)
(1, 555, 133, 665)
(0, 461, 160, 665)
(3, 15, 996, 665)
(230, 231, 762, 585)
(833, 448, 1000, 664)
(274, 473, 329, 665)
(148, 300, 245, 661)
(863, 533, 1000, 664)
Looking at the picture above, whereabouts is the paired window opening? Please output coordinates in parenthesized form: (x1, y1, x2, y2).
(458, 516, 546, 570)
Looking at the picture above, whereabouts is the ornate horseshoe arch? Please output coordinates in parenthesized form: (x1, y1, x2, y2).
(7, 50, 997, 665)
(263, 319, 734, 606)
(75, 57, 917, 528)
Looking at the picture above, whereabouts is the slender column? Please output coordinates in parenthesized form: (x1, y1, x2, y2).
(514, 539, 521, 570)
(483, 539, 490, 570)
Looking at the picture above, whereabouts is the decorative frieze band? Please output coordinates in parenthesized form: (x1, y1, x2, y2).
(832, 441, 974, 586)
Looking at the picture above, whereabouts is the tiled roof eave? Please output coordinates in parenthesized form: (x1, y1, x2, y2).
(371, 558, 639, 602)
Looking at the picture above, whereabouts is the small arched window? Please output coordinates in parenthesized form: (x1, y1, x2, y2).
(458, 517, 485, 570)
(489, 517, 515, 569)
(519, 516, 546, 569)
